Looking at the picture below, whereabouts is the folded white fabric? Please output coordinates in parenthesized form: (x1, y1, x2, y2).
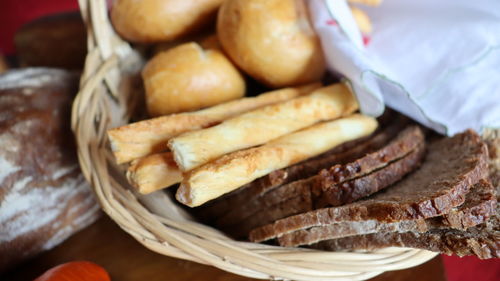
(309, 0, 500, 135)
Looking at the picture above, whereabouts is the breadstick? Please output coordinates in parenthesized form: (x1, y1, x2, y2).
(348, 0, 382, 6)
(177, 114, 378, 207)
(351, 7, 372, 34)
(107, 83, 320, 164)
(126, 152, 182, 194)
(169, 83, 359, 171)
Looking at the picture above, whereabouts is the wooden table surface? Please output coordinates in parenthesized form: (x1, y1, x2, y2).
(3, 216, 447, 281)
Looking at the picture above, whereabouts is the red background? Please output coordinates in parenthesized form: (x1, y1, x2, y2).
(0, 0, 79, 55)
(0, 0, 498, 280)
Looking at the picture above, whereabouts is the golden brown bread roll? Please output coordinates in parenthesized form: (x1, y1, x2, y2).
(217, 0, 326, 88)
(111, 0, 224, 43)
(142, 42, 246, 117)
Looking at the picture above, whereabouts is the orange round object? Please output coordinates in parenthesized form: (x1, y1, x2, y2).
(34, 261, 110, 281)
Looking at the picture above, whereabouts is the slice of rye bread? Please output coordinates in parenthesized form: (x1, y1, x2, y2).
(277, 179, 496, 247)
(312, 134, 500, 258)
(216, 126, 424, 228)
(220, 142, 426, 238)
(249, 130, 489, 243)
(194, 116, 411, 221)
(215, 126, 425, 228)
(311, 209, 500, 259)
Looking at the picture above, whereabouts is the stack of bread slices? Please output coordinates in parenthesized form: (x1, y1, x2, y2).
(107, 80, 499, 259)
(197, 120, 499, 259)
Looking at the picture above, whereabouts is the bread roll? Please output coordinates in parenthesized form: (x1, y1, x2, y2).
(143, 42, 245, 117)
(111, 0, 224, 43)
(177, 114, 378, 207)
(108, 83, 320, 164)
(169, 83, 358, 171)
(217, 0, 325, 88)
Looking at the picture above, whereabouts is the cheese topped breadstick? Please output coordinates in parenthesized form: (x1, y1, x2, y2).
(126, 152, 182, 194)
(169, 83, 359, 171)
(177, 114, 378, 207)
(107, 83, 320, 164)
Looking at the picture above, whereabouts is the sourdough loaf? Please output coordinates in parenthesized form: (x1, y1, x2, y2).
(0, 68, 100, 271)
(249, 130, 489, 242)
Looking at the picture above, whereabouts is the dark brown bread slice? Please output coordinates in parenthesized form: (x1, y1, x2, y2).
(277, 179, 496, 247)
(222, 142, 426, 238)
(215, 126, 424, 228)
(249, 130, 489, 243)
(195, 117, 409, 221)
(312, 211, 500, 259)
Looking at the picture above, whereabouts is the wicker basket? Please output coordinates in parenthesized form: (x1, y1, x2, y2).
(73, 0, 439, 280)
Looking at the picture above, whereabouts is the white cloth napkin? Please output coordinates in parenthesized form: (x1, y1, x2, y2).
(308, 0, 500, 135)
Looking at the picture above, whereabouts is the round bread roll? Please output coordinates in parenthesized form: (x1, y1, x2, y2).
(217, 0, 326, 88)
(111, 0, 224, 43)
(142, 42, 246, 116)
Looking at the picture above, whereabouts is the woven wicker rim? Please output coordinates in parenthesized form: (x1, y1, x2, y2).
(72, 0, 438, 280)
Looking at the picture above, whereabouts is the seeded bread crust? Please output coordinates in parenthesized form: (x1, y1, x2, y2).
(277, 179, 495, 247)
(249, 130, 489, 243)
(312, 211, 500, 259)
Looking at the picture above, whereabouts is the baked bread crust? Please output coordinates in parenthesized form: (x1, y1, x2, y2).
(279, 180, 496, 247)
(249, 130, 489, 242)
(0, 68, 100, 271)
(214, 126, 424, 236)
(108, 84, 320, 164)
(169, 84, 359, 171)
(177, 114, 377, 207)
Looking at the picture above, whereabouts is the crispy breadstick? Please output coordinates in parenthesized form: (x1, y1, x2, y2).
(348, 0, 382, 6)
(107, 83, 320, 164)
(351, 7, 372, 34)
(169, 83, 359, 171)
(177, 114, 378, 207)
(126, 152, 182, 194)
